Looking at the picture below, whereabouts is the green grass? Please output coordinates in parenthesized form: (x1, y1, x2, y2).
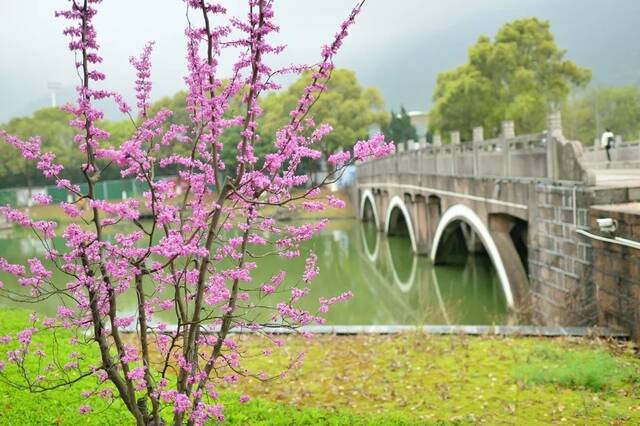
(515, 344, 639, 391)
(0, 388, 411, 426)
(2, 308, 640, 424)
(0, 309, 413, 425)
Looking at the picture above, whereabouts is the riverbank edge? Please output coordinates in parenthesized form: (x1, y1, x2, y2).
(114, 323, 629, 337)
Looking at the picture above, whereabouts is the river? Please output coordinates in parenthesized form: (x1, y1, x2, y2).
(0, 219, 508, 326)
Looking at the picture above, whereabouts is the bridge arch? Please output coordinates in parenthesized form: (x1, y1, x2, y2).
(430, 204, 515, 308)
(359, 189, 380, 229)
(384, 195, 417, 253)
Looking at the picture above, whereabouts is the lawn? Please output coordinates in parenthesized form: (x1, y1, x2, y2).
(1, 308, 640, 425)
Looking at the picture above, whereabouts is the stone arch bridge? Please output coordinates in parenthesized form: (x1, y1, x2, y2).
(356, 112, 640, 325)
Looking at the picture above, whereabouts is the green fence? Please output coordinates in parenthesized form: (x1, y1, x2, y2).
(0, 178, 157, 208)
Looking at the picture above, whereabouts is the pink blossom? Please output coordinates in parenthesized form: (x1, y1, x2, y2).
(327, 195, 346, 209)
(353, 133, 395, 161)
(17, 328, 35, 346)
(32, 193, 53, 205)
(61, 203, 82, 218)
(328, 151, 351, 167)
(303, 252, 319, 283)
(174, 393, 192, 414)
(127, 366, 146, 381)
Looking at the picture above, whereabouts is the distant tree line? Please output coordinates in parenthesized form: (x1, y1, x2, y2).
(562, 86, 640, 144)
(381, 106, 418, 150)
(0, 69, 386, 189)
(4, 18, 640, 191)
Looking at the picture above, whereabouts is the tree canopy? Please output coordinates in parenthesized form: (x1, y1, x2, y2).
(0, 108, 135, 188)
(562, 85, 640, 144)
(260, 69, 386, 160)
(0, 69, 385, 189)
(381, 106, 418, 149)
(0, 108, 78, 188)
(429, 18, 592, 141)
(148, 69, 385, 173)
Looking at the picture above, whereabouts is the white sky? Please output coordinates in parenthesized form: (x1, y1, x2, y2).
(1, 0, 639, 122)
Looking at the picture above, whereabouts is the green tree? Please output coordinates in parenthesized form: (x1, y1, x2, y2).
(430, 18, 591, 141)
(143, 70, 386, 175)
(260, 68, 386, 169)
(381, 106, 418, 150)
(0, 107, 79, 189)
(562, 85, 640, 145)
(0, 107, 137, 189)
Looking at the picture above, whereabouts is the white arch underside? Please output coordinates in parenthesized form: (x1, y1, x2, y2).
(360, 189, 380, 230)
(429, 204, 515, 308)
(384, 195, 417, 253)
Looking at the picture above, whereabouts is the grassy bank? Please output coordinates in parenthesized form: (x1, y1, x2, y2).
(1, 309, 640, 424)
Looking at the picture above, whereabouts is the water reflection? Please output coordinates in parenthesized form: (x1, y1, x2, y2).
(356, 221, 508, 325)
(0, 221, 509, 325)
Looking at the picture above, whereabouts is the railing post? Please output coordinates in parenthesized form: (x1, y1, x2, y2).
(451, 131, 459, 175)
(451, 131, 460, 146)
(501, 120, 515, 139)
(547, 111, 562, 180)
(501, 121, 514, 177)
(433, 134, 441, 175)
(472, 126, 484, 142)
(472, 126, 483, 177)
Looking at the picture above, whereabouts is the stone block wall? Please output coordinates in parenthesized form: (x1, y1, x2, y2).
(528, 183, 640, 328)
(589, 203, 640, 339)
(527, 183, 595, 326)
(528, 183, 640, 326)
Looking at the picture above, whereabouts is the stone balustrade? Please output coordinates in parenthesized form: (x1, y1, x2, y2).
(360, 121, 550, 181)
(357, 111, 640, 184)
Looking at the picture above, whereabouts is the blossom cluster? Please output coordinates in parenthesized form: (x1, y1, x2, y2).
(0, 0, 392, 424)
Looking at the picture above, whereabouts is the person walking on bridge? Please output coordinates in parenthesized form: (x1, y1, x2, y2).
(601, 128, 615, 162)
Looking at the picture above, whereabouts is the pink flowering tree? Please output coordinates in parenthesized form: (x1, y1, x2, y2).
(0, 0, 393, 425)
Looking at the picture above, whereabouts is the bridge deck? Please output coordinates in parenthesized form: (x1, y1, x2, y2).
(592, 168, 640, 187)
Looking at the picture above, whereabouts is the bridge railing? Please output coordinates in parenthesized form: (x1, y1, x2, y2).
(358, 128, 549, 180)
(358, 111, 640, 183)
(581, 139, 640, 169)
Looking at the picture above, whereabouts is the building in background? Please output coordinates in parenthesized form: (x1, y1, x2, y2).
(407, 110, 429, 144)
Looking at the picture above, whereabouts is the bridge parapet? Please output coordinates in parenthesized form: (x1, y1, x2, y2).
(582, 139, 640, 170)
(359, 112, 617, 184)
(359, 130, 550, 181)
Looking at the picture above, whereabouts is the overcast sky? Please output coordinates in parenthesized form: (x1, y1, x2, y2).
(1, 1, 639, 123)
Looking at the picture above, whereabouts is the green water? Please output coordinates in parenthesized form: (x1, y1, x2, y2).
(0, 220, 508, 325)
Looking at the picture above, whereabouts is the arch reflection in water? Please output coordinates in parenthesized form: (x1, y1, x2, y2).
(360, 222, 417, 293)
(358, 221, 509, 325)
(0, 221, 510, 326)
